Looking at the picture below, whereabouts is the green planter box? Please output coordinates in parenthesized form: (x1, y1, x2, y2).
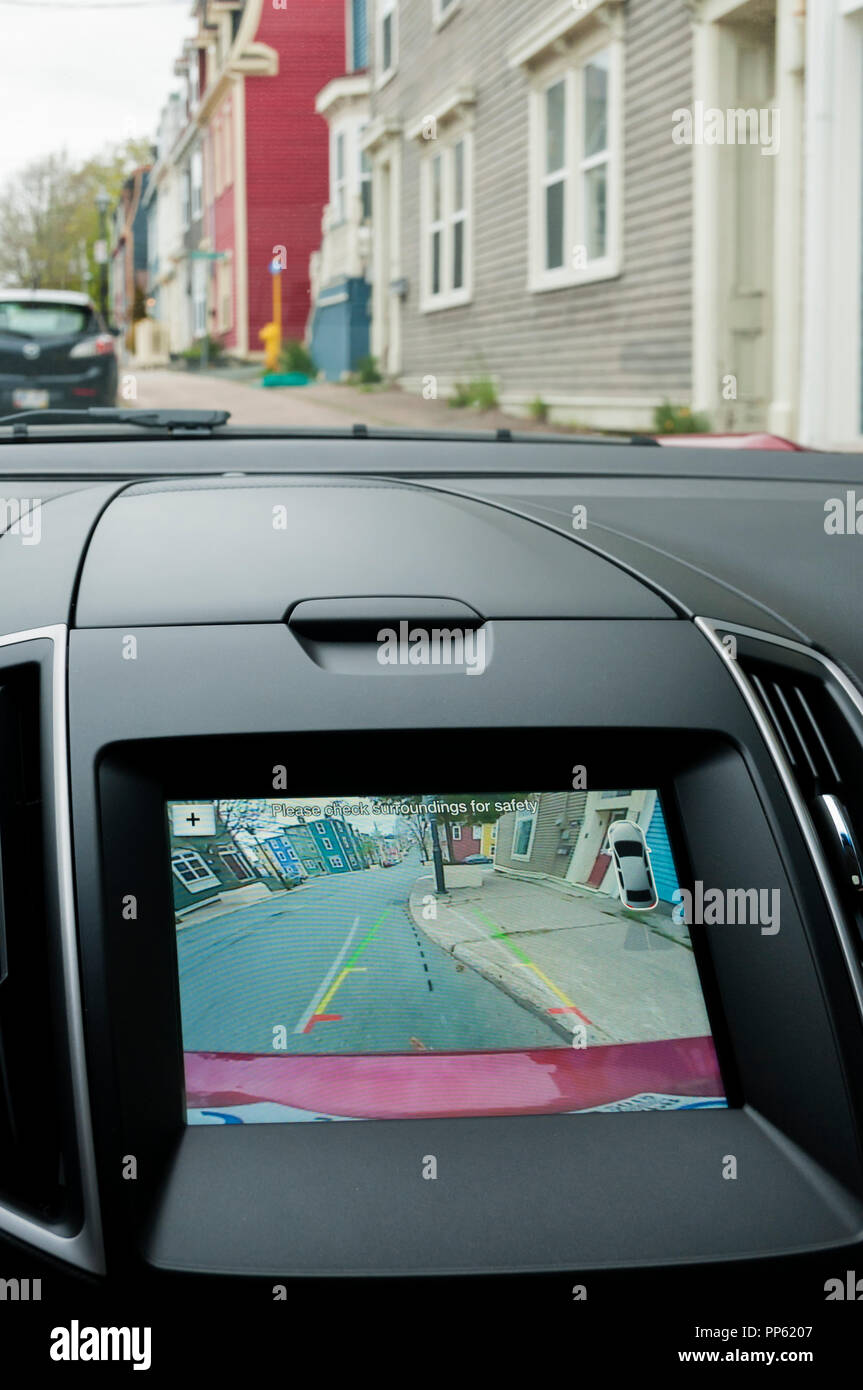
(261, 372, 310, 388)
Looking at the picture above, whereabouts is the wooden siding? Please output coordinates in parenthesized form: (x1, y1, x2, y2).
(369, 0, 693, 411)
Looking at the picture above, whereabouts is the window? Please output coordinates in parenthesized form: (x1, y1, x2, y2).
(543, 79, 566, 271)
(529, 43, 620, 291)
(422, 133, 472, 310)
(329, 855, 344, 868)
(322, 836, 334, 849)
(434, 0, 460, 26)
(359, 133, 373, 221)
(512, 810, 537, 860)
(190, 148, 203, 221)
(192, 258, 207, 336)
(223, 106, 232, 187)
(171, 850, 219, 893)
(218, 260, 232, 332)
(377, 0, 397, 83)
(351, 0, 368, 71)
(181, 167, 191, 230)
(332, 130, 347, 222)
(213, 122, 222, 196)
(452, 825, 461, 840)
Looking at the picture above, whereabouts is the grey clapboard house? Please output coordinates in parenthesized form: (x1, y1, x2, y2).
(362, 0, 693, 430)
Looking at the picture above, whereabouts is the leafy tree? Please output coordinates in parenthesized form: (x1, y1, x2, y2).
(0, 139, 152, 294)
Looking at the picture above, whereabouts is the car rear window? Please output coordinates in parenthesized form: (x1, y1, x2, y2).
(613, 840, 644, 856)
(0, 302, 93, 337)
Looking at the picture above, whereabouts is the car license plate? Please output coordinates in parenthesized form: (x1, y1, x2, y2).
(12, 388, 50, 409)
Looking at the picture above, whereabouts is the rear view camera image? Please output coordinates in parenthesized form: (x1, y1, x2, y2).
(169, 792, 727, 1123)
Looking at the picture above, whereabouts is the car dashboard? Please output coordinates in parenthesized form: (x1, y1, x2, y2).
(1, 434, 862, 1358)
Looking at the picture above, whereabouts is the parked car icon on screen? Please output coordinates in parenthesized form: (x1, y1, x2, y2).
(606, 821, 659, 911)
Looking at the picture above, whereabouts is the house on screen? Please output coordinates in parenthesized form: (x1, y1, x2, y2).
(306, 816, 368, 872)
(494, 793, 589, 882)
(171, 0, 345, 359)
(169, 802, 285, 917)
(279, 815, 368, 874)
(307, 0, 374, 378)
(494, 790, 679, 908)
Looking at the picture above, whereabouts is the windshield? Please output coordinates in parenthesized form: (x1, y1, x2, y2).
(0, 0, 850, 447)
(0, 301, 93, 337)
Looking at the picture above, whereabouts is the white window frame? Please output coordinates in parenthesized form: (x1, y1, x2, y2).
(171, 849, 220, 892)
(433, 0, 461, 31)
(376, 0, 398, 88)
(452, 824, 461, 840)
(329, 855, 344, 869)
(223, 104, 233, 188)
(332, 127, 348, 223)
(190, 148, 203, 222)
(218, 259, 233, 333)
(511, 810, 537, 861)
(181, 167, 191, 232)
(420, 129, 473, 312)
(359, 127, 373, 222)
(527, 35, 622, 294)
(192, 258, 208, 337)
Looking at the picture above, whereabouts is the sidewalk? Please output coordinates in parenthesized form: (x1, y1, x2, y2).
(128, 365, 601, 434)
(408, 870, 708, 1047)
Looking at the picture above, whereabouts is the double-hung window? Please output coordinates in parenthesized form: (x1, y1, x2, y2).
(377, 0, 397, 85)
(332, 130, 347, 223)
(422, 132, 472, 310)
(528, 40, 620, 291)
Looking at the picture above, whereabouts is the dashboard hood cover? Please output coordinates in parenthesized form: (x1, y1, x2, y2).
(73, 478, 673, 625)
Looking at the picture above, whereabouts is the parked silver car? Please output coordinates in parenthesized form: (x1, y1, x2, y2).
(607, 821, 658, 911)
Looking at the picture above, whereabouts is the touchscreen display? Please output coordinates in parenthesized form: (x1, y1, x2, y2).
(168, 792, 727, 1122)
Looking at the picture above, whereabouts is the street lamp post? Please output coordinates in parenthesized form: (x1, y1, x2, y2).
(95, 189, 111, 325)
(423, 796, 448, 895)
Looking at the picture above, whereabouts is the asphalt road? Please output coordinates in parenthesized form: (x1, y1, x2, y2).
(177, 849, 563, 1055)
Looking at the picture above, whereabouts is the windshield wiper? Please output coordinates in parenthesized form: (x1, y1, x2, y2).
(0, 406, 231, 435)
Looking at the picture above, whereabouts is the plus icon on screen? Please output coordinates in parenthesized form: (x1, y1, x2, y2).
(186, 813, 201, 827)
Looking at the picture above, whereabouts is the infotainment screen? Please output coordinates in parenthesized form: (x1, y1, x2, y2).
(168, 791, 727, 1123)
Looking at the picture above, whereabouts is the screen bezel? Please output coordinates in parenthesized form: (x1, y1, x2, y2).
(87, 725, 863, 1275)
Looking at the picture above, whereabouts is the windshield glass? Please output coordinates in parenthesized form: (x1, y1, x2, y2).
(0, 0, 850, 447)
(0, 302, 92, 337)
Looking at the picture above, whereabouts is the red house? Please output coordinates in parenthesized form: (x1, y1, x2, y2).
(191, 0, 345, 357)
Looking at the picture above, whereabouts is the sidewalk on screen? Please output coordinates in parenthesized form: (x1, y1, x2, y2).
(408, 869, 699, 1047)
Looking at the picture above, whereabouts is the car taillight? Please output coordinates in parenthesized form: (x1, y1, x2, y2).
(69, 334, 115, 358)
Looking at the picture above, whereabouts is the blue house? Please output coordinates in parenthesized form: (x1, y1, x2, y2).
(307, 4, 373, 381)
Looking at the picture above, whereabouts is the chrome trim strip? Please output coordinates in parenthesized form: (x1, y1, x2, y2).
(0, 625, 104, 1274)
(820, 794, 863, 893)
(695, 617, 863, 1024)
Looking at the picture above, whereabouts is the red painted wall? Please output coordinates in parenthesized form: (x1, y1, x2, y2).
(245, 0, 344, 347)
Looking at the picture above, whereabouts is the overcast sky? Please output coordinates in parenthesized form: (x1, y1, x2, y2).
(0, 0, 193, 187)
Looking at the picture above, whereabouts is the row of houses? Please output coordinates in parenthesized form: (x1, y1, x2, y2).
(170, 800, 405, 915)
(121, 0, 863, 447)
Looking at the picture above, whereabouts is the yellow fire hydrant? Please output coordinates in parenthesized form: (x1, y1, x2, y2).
(259, 321, 281, 374)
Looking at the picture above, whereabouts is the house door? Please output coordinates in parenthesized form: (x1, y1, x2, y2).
(716, 4, 776, 429)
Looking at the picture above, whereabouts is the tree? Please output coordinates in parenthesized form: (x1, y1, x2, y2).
(0, 139, 152, 293)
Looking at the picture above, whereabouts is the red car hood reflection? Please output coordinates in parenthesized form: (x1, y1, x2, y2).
(185, 1037, 723, 1119)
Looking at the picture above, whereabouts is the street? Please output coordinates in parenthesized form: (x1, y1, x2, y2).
(177, 848, 564, 1055)
(127, 364, 559, 432)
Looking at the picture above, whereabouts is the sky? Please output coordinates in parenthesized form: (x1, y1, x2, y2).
(0, 0, 194, 187)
